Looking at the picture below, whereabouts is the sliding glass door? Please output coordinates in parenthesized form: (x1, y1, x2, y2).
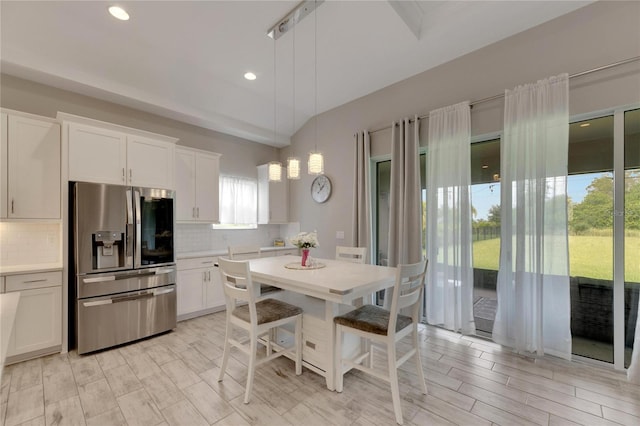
(624, 108, 640, 368)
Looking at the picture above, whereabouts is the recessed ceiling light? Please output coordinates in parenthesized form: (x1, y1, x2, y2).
(580, 122, 591, 127)
(481, 164, 489, 169)
(108, 6, 129, 21)
(244, 72, 257, 81)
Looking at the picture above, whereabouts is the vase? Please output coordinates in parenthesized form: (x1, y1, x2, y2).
(301, 248, 310, 267)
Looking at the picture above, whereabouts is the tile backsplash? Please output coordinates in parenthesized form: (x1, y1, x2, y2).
(0, 222, 62, 266)
(175, 222, 300, 254)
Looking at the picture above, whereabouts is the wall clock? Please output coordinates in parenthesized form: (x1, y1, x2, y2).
(311, 175, 332, 203)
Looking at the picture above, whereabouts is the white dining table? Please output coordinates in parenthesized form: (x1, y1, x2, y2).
(248, 255, 396, 390)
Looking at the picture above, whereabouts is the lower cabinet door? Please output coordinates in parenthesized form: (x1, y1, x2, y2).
(205, 266, 224, 309)
(7, 286, 62, 357)
(177, 269, 205, 316)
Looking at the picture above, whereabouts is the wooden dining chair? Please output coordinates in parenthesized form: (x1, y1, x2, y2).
(228, 245, 280, 295)
(334, 259, 428, 425)
(335, 246, 367, 264)
(217, 258, 303, 404)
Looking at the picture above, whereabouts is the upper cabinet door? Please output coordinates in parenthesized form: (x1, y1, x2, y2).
(68, 123, 127, 185)
(175, 148, 196, 221)
(7, 115, 61, 219)
(1, 113, 7, 218)
(195, 153, 219, 223)
(127, 135, 175, 190)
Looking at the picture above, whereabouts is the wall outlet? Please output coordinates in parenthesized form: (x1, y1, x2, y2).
(336, 231, 345, 239)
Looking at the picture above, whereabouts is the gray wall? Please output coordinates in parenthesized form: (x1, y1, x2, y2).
(282, 0, 640, 258)
(0, 74, 277, 179)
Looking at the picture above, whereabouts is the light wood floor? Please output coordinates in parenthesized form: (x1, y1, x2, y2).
(1, 311, 639, 426)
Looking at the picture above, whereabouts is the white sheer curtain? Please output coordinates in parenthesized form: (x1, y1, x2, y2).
(353, 131, 372, 262)
(219, 175, 257, 225)
(493, 74, 572, 359)
(426, 101, 475, 334)
(387, 116, 422, 268)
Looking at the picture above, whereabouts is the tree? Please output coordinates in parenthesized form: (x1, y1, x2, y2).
(487, 204, 501, 225)
(569, 171, 640, 233)
(571, 174, 613, 233)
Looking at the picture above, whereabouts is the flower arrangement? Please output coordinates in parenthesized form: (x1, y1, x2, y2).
(290, 231, 319, 249)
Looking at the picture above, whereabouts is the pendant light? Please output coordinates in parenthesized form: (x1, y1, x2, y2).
(308, 0, 324, 175)
(268, 34, 282, 182)
(287, 22, 301, 180)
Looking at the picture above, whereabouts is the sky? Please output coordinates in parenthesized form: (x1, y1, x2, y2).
(470, 172, 607, 221)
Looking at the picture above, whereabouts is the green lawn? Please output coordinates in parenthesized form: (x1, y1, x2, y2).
(472, 236, 640, 282)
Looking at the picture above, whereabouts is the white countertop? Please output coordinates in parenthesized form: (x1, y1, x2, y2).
(0, 292, 20, 383)
(0, 263, 63, 276)
(177, 246, 297, 260)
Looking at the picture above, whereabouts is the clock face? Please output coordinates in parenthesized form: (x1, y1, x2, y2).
(311, 175, 332, 203)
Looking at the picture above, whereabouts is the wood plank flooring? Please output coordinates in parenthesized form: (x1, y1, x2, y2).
(1, 311, 638, 425)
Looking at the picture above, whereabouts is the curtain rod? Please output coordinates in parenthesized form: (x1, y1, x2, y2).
(366, 56, 640, 136)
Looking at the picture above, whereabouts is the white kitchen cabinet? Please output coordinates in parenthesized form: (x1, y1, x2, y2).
(1, 111, 61, 219)
(63, 114, 177, 189)
(177, 256, 224, 319)
(68, 123, 127, 186)
(4, 271, 62, 360)
(257, 164, 288, 224)
(175, 146, 220, 223)
(126, 134, 175, 189)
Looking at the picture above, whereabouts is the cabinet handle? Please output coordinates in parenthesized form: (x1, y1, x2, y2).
(201, 261, 213, 264)
(122, 168, 125, 182)
(129, 169, 132, 182)
(207, 271, 211, 281)
(11, 199, 14, 214)
(23, 279, 47, 284)
(192, 207, 196, 218)
(203, 271, 207, 282)
(196, 207, 199, 218)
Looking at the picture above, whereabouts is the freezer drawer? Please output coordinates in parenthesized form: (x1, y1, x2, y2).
(77, 266, 176, 299)
(77, 284, 176, 354)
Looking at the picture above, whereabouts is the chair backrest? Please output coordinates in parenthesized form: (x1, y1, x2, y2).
(218, 257, 259, 322)
(228, 245, 261, 260)
(335, 246, 367, 264)
(388, 259, 428, 334)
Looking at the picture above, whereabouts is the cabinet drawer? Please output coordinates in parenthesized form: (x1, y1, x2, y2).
(6, 271, 62, 291)
(177, 257, 217, 271)
(302, 328, 328, 369)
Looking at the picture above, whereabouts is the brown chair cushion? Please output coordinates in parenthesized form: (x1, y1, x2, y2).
(333, 305, 412, 335)
(233, 298, 302, 325)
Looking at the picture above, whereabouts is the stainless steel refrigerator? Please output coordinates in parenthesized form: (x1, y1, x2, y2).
(71, 182, 177, 354)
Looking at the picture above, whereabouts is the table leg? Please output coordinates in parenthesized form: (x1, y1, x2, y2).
(325, 301, 339, 391)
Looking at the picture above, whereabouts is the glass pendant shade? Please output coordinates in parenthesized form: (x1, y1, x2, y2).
(308, 151, 324, 175)
(268, 161, 282, 182)
(287, 157, 301, 179)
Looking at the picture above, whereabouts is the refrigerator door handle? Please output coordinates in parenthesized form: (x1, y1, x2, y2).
(83, 276, 116, 283)
(134, 189, 142, 268)
(83, 300, 113, 307)
(153, 287, 175, 296)
(126, 189, 134, 267)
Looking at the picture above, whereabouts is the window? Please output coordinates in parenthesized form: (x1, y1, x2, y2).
(214, 175, 258, 229)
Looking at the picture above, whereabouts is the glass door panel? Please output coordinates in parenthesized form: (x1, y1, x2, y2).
(470, 139, 501, 335)
(624, 108, 640, 368)
(568, 116, 614, 362)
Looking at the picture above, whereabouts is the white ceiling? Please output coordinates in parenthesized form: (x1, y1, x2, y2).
(0, 1, 593, 147)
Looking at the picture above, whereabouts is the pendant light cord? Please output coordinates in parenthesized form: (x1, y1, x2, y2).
(273, 37, 277, 145)
(314, 0, 318, 153)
